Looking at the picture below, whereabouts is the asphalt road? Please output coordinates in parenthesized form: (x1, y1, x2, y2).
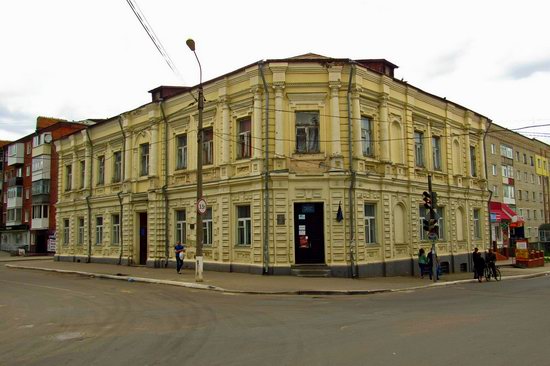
(1, 266, 549, 366)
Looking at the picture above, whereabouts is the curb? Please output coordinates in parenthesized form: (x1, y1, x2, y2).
(5, 264, 223, 292)
(5, 264, 550, 296)
(0, 257, 54, 263)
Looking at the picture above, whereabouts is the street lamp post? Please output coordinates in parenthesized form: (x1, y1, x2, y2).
(186, 38, 204, 282)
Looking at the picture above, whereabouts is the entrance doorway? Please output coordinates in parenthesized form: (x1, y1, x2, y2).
(139, 212, 148, 265)
(294, 202, 325, 264)
(35, 232, 47, 254)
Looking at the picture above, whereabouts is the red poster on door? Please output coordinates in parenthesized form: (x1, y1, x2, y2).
(299, 235, 309, 248)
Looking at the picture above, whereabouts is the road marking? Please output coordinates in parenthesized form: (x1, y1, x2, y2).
(52, 332, 85, 341)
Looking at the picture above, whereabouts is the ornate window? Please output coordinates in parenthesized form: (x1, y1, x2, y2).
(295, 112, 319, 153)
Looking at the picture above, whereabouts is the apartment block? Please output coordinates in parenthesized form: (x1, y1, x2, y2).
(485, 123, 550, 253)
(0, 118, 88, 253)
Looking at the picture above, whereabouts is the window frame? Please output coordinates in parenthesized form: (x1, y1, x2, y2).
(361, 116, 373, 157)
(65, 164, 72, 191)
(78, 217, 85, 245)
(63, 218, 70, 245)
(202, 208, 213, 245)
(112, 214, 120, 245)
(176, 135, 188, 170)
(364, 203, 376, 244)
(97, 155, 105, 185)
(95, 216, 104, 245)
(140, 143, 149, 176)
(473, 209, 481, 239)
(432, 136, 442, 171)
(236, 205, 251, 246)
(237, 118, 252, 159)
(175, 209, 186, 244)
(470, 146, 477, 177)
(202, 128, 214, 165)
(414, 131, 424, 167)
(295, 111, 320, 154)
(79, 160, 85, 189)
(113, 151, 122, 183)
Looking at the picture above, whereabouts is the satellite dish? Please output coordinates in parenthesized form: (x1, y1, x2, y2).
(44, 134, 52, 143)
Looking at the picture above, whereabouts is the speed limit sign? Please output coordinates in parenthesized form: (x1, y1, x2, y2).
(197, 198, 207, 215)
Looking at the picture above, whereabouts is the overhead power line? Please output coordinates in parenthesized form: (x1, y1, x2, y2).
(125, 0, 182, 80)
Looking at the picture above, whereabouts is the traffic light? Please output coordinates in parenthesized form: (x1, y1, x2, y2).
(422, 191, 432, 210)
(429, 218, 439, 237)
(422, 219, 430, 232)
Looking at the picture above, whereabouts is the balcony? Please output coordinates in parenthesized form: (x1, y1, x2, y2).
(7, 143, 24, 166)
(32, 194, 50, 204)
(32, 144, 51, 157)
(31, 218, 49, 230)
(32, 169, 51, 182)
(6, 218, 23, 226)
(7, 196, 23, 209)
(8, 177, 23, 187)
(32, 157, 51, 182)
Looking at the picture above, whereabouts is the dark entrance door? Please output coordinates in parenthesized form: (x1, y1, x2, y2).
(139, 212, 148, 265)
(35, 232, 47, 253)
(294, 202, 325, 264)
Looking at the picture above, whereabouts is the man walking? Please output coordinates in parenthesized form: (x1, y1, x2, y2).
(473, 247, 485, 282)
(175, 241, 186, 274)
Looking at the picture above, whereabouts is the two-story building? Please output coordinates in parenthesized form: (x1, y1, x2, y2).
(55, 54, 490, 277)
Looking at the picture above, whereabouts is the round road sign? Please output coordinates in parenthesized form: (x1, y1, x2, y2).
(197, 198, 207, 215)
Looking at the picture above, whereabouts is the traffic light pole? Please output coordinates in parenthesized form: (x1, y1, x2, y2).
(428, 175, 437, 283)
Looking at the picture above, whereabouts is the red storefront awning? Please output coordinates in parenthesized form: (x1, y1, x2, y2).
(490, 202, 514, 222)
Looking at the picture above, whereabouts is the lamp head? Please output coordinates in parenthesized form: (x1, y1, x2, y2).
(186, 38, 196, 51)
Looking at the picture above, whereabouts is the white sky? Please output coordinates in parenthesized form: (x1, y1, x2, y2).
(1, 0, 550, 143)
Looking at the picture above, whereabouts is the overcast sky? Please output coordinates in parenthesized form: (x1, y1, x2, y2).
(1, 0, 550, 143)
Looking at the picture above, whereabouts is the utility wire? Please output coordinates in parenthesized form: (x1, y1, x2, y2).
(125, 0, 183, 80)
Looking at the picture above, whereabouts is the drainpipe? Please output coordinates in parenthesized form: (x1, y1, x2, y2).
(259, 61, 270, 275)
(85, 129, 94, 263)
(117, 191, 124, 265)
(117, 117, 127, 265)
(347, 62, 358, 278)
(159, 100, 170, 267)
(483, 119, 494, 254)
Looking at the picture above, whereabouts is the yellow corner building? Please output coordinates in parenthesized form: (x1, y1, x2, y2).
(55, 54, 490, 277)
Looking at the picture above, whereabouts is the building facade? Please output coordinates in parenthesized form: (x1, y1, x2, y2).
(485, 123, 550, 253)
(0, 118, 87, 253)
(55, 54, 490, 277)
(0, 140, 10, 239)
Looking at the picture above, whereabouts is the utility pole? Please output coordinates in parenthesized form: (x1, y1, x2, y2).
(423, 175, 439, 282)
(186, 38, 204, 282)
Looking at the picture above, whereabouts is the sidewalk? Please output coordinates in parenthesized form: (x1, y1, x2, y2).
(3, 255, 549, 295)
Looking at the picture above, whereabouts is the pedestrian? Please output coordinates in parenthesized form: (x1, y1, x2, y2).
(486, 248, 497, 280)
(418, 248, 428, 278)
(427, 249, 439, 280)
(175, 241, 186, 274)
(472, 247, 485, 282)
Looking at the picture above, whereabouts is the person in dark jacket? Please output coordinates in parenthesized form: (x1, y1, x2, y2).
(175, 241, 186, 274)
(418, 248, 428, 278)
(486, 248, 497, 279)
(427, 249, 440, 280)
(473, 247, 485, 282)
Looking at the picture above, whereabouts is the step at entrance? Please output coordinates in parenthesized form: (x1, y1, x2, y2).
(291, 264, 331, 277)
